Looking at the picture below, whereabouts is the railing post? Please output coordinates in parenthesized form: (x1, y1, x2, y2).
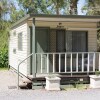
(87, 53, 90, 72)
(41, 54, 43, 73)
(93, 53, 95, 72)
(47, 54, 49, 73)
(53, 54, 55, 73)
(82, 53, 84, 72)
(65, 53, 67, 72)
(76, 53, 78, 72)
(70, 53, 72, 76)
(59, 54, 61, 73)
(35, 54, 36, 73)
(99, 53, 100, 71)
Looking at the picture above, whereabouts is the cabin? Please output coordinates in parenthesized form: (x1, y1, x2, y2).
(9, 14, 100, 88)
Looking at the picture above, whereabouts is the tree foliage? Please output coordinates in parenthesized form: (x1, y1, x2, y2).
(17, 0, 79, 15)
(83, 0, 100, 51)
(82, 0, 100, 15)
(0, 47, 8, 67)
(69, 0, 78, 15)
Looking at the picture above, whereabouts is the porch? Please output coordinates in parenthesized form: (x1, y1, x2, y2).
(28, 15, 99, 77)
(31, 27, 98, 76)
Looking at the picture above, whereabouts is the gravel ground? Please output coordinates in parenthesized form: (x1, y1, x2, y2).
(0, 70, 100, 100)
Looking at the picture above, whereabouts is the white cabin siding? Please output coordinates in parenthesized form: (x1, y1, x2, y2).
(88, 30, 97, 52)
(9, 22, 29, 76)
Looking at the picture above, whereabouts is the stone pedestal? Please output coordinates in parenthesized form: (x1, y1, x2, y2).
(89, 75, 100, 88)
(45, 77, 61, 91)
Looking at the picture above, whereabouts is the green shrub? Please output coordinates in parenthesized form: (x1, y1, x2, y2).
(0, 48, 8, 68)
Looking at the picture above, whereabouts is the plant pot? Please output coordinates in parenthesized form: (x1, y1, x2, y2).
(89, 75, 100, 88)
(45, 76, 61, 91)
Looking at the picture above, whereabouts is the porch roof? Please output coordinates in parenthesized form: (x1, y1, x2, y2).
(11, 14, 100, 29)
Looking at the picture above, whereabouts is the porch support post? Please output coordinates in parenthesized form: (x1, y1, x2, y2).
(32, 18, 36, 78)
(99, 53, 100, 71)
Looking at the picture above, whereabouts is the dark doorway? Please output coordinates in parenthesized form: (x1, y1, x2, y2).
(56, 30, 66, 72)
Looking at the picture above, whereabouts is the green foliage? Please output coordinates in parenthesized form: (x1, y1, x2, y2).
(18, 0, 78, 15)
(0, 21, 9, 68)
(97, 30, 100, 51)
(0, 24, 10, 50)
(82, 1, 100, 51)
(0, 48, 8, 68)
(82, 0, 100, 15)
(95, 70, 100, 76)
(0, 0, 14, 20)
(10, 9, 25, 23)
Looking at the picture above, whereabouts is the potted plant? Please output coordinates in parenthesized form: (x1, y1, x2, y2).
(45, 74, 61, 91)
(89, 70, 100, 88)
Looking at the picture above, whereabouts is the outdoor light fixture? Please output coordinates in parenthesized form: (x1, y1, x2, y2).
(57, 22, 64, 29)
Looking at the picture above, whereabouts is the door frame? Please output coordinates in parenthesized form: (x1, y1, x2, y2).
(35, 27, 50, 73)
(35, 27, 50, 53)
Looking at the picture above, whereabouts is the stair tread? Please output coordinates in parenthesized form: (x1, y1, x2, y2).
(19, 82, 27, 87)
(22, 77, 32, 83)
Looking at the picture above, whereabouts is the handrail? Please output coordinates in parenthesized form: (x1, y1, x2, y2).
(35, 52, 100, 54)
(18, 53, 33, 89)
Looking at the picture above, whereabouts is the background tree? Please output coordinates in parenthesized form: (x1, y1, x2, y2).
(82, 0, 100, 51)
(18, 0, 73, 15)
(82, 0, 100, 15)
(69, 0, 79, 15)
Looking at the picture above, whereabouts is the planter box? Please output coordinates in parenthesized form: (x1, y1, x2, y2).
(45, 76, 61, 90)
(89, 75, 100, 88)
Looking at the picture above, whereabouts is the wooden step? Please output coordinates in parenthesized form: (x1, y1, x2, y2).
(22, 77, 32, 84)
(19, 82, 27, 88)
(28, 75, 45, 81)
(27, 75, 33, 80)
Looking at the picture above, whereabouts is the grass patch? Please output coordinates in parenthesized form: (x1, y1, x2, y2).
(76, 84, 88, 90)
(61, 84, 89, 91)
(0, 67, 8, 70)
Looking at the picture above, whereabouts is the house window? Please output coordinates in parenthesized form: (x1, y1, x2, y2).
(66, 31, 87, 52)
(18, 33, 23, 51)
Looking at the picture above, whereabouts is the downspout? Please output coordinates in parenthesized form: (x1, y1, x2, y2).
(32, 18, 36, 78)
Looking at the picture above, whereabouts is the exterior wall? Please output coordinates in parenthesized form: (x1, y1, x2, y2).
(9, 22, 29, 76)
(36, 21, 97, 29)
(88, 30, 97, 52)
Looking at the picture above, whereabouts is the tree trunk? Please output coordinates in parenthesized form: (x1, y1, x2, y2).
(70, 0, 78, 15)
(55, 0, 59, 15)
(56, 6, 59, 15)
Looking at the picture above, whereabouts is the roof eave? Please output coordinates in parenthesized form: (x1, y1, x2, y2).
(10, 14, 100, 29)
(10, 14, 31, 29)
